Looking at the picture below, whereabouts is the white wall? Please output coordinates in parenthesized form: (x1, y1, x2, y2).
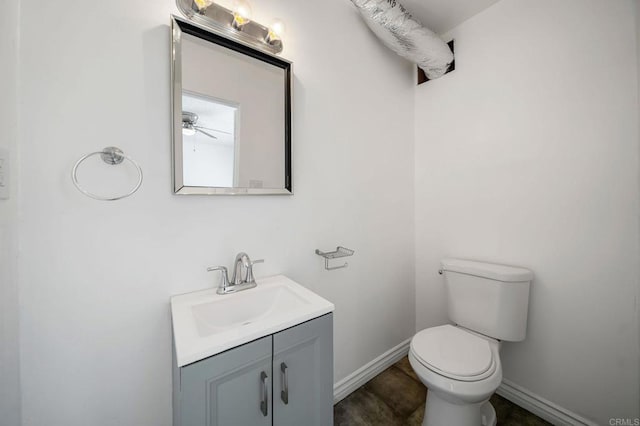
(0, 0, 21, 424)
(17, 0, 415, 424)
(414, 0, 640, 424)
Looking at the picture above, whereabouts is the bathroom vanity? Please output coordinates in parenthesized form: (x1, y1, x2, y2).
(171, 276, 334, 426)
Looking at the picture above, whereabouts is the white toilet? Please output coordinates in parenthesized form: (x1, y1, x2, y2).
(409, 259, 532, 426)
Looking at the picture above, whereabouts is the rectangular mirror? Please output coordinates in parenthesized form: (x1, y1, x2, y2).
(171, 16, 292, 195)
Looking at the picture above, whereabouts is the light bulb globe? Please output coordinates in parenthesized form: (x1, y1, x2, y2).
(232, 0, 252, 27)
(269, 19, 286, 38)
(182, 124, 197, 136)
(193, 0, 214, 11)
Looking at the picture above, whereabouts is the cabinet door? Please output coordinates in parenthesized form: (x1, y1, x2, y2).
(273, 314, 333, 426)
(180, 336, 272, 426)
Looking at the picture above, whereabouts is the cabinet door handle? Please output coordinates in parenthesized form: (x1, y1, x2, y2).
(280, 362, 289, 404)
(260, 371, 269, 417)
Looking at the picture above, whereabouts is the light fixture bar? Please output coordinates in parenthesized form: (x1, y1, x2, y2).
(176, 0, 283, 55)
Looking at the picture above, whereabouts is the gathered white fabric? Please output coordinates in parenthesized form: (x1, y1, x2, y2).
(351, 0, 454, 80)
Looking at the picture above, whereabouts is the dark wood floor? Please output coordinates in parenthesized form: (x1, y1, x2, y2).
(334, 356, 551, 426)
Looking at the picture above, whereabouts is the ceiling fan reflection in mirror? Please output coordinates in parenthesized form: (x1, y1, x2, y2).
(182, 111, 231, 140)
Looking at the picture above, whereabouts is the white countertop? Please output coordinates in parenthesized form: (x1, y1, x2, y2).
(171, 275, 335, 367)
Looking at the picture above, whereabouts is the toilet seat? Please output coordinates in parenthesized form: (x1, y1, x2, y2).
(410, 325, 497, 382)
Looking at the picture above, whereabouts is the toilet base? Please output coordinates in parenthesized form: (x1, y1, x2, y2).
(421, 392, 496, 426)
(480, 401, 496, 426)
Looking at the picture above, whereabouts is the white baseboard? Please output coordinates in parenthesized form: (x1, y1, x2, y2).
(333, 338, 411, 404)
(497, 379, 597, 426)
(333, 341, 596, 426)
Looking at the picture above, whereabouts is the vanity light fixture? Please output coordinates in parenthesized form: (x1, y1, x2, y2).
(176, 0, 285, 54)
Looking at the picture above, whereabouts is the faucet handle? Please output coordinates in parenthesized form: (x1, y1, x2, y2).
(245, 259, 264, 284)
(207, 266, 230, 290)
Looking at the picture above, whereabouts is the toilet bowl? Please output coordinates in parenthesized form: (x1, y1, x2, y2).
(409, 325, 502, 426)
(410, 259, 533, 426)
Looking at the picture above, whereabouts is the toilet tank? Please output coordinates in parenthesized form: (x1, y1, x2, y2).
(442, 259, 533, 342)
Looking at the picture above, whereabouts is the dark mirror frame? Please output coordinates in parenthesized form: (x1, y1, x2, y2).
(171, 16, 292, 195)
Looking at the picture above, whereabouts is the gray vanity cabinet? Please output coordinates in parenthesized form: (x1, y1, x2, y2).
(179, 335, 273, 426)
(273, 313, 333, 426)
(174, 313, 333, 426)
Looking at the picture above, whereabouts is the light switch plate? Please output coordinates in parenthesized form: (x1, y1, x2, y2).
(0, 148, 10, 200)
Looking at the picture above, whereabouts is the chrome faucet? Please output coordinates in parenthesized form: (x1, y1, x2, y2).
(208, 252, 264, 295)
(231, 252, 249, 285)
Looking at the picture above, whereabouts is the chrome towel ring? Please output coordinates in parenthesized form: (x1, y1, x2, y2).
(71, 147, 143, 201)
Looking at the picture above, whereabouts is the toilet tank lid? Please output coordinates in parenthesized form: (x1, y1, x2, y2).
(441, 259, 533, 282)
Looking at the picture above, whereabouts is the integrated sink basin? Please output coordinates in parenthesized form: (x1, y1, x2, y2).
(171, 275, 334, 366)
(191, 284, 312, 336)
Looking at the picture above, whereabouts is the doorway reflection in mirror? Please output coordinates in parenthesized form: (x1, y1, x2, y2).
(182, 91, 239, 188)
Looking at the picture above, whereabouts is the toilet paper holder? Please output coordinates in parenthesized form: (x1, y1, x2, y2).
(315, 246, 354, 271)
